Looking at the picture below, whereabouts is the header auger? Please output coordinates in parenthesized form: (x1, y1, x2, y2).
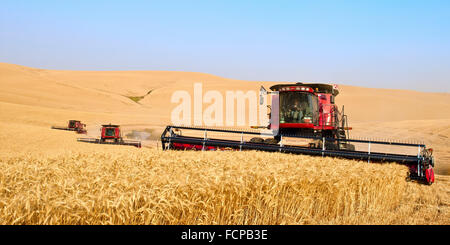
(160, 82, 435, 185)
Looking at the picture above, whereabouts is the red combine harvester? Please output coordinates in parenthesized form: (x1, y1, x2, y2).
(77, 124, 141, 148)
(51, 120, 87, 134)
(161, 82, 435, 184)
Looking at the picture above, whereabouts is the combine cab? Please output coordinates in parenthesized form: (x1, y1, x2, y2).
(77, 124, 141, 148)
(251, 83, 354, 150)
(51, 120, 87, 134)
(161, 82, 435, 185)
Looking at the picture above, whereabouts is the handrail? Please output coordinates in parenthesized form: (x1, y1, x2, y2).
(162, 125, 427, 147)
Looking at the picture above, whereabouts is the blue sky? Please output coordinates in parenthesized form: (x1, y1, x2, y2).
(1, 0, 449, 92)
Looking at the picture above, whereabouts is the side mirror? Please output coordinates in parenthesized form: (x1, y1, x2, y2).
(260, 86, 267, 105)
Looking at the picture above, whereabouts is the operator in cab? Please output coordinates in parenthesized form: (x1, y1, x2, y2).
(289, 101, 302, 123)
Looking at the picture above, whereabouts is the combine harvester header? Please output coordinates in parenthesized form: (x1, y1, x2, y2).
(161, 82, 435, 184)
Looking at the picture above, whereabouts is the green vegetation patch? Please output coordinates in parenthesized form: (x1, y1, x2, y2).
(127, 96, 145, 103)
(127, 90, 153, 104)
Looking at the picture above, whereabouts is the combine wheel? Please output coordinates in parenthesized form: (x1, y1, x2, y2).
(250, 137, 264, 143)
(318, 140, 339, 150)
(309, 140, 321, 148)
(347, 144, 355, 151)
(326, 142, 339, 150)
(264, 138, 279, 145)
(341, 143, 355, 151)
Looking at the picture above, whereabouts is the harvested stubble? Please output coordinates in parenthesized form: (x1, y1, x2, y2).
(0, 148, 448, 225)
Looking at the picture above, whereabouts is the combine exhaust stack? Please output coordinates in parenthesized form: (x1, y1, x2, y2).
(160, 82, 435, 185)
(77, 124, 141, 148)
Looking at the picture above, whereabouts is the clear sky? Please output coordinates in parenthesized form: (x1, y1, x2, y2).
(1, 0, 449, 92)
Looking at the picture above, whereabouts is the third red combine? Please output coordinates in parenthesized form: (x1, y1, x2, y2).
(77, 124, 141, 148)
(161, 82, 435, 185)
(51, 120, 87, 134)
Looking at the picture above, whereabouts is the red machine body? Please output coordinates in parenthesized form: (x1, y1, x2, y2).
(70, 120, 87, 134)
(268, 83, 349, 142)
(101, 125, 121, 141)
(425, 168, 435, 184)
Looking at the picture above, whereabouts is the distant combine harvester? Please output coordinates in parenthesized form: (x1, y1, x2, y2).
(51, 120, 87, 134)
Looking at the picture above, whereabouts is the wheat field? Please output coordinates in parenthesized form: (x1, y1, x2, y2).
(1, 146, 448, 225)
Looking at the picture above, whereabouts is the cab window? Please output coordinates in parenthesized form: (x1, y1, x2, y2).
(279, 92, 318, 124)
(105, 128, 115, 136)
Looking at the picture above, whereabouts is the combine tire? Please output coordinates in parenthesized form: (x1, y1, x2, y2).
(250, 137, 264, 143)
(317, 140, 339, 150)
(325, 142, 339, 150)
(264, 138, 279, 145)
(341, 143, 355, 151)
(309, 140, 321, 148)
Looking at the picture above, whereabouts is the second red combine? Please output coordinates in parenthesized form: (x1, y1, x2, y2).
(77, 124, 141, 148)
